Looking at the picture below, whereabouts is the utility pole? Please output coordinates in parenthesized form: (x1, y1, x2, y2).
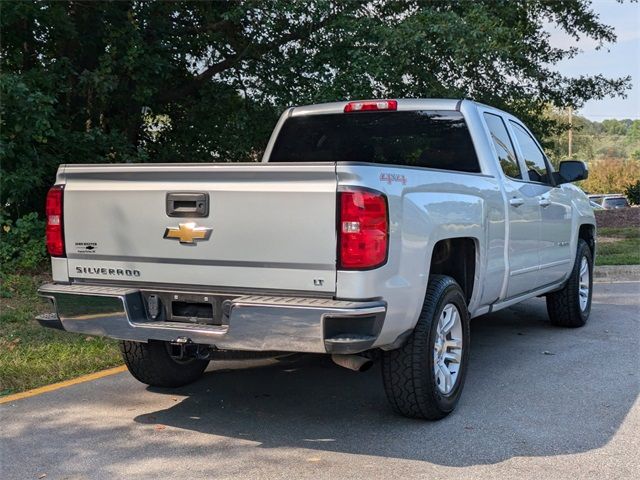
(568, 106, 573, 158)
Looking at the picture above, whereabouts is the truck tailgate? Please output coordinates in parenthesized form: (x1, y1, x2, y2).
(60, 163, 337, 293)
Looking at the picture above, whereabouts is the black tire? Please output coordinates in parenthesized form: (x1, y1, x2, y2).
(381, 275, 471, 420)
(120, 340, 209, 388)
(546, 239, 593, 328)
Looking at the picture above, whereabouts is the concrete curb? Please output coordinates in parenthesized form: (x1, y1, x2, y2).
(594, 265, 640, 282)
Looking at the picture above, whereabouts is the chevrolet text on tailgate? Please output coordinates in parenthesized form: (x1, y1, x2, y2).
(38, 99, 595, 420)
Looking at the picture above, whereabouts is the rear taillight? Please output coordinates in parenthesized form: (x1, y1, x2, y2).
(344, 100, 397, 112)
(45, 185, 65, 257)
(338, 189, 388, 270)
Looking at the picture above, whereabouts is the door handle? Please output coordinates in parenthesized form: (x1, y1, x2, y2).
(538, 198, 551, 208)
(509, 197, 524, 207)
(166, 192, 209, 218)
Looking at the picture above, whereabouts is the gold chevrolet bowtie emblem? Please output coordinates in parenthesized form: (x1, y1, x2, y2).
(163, 223, 212, 244)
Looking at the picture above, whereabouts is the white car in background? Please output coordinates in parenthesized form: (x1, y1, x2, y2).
(601, 196, 630, 209)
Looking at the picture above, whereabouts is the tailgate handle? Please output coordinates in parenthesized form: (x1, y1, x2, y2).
(166, 192, 209, 218)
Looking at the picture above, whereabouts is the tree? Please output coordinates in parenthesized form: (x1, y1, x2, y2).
(601, 119, 628, 136)
(544, 108, 597, 164)
(543, 108, 640, 167)
(625, 180, 640, 205)
(1, 0, 631, 219)
(627, 120, 640, 144)
(580, 158, 640, 194)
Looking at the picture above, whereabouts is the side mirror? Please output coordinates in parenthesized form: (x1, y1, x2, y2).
(556, 160, 588, 184)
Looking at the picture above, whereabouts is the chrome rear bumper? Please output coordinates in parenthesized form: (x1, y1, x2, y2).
(37, 283, 386, 354)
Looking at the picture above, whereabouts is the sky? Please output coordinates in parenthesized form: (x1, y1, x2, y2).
(548, 0, 640, 121)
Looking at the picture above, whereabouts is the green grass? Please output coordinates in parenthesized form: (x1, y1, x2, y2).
(596, 227, 640, 266)
(0, 273, 122, 396)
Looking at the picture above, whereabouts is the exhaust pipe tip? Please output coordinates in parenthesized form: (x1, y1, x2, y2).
(331, 354, 374, 372)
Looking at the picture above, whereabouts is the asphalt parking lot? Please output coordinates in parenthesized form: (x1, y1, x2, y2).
(1, 281, 638, 479)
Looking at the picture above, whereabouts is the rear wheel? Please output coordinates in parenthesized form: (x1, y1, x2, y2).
(120, 340, 209, 388)
(546, 239, 593, 328)
(381, 275, 470, 420)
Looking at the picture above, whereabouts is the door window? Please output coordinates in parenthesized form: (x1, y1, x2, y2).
(483, 113, 522, 179)
(509, 122, 551, 184)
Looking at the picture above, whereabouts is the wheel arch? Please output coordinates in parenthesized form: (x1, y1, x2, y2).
(578, 223, 596, 258)
(427, 237, 479, 305)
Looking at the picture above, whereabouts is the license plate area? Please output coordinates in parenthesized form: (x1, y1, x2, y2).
(141, 291, 237, 326)
(172, 301, 213, 321)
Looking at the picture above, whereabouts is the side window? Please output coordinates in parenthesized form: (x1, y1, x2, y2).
(483, 113, 521, 179)
(509, 121, 551, 184)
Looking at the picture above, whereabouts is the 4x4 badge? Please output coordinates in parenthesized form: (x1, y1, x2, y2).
(163, 223, 212, 244)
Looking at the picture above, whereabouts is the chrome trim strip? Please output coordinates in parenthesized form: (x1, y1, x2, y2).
(510, 264, 539, 277)
(538, 258, 572, 270)
(67, 254, 334, 271)
(510, 258, 572, 277)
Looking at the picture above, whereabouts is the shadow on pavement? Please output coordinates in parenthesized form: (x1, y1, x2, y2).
(131, 294, 638, 467)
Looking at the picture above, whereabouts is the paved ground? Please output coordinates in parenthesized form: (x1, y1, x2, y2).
(1, 282, 638, 479)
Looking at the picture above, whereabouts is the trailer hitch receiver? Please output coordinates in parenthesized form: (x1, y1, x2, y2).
(169, 337, 211, 361)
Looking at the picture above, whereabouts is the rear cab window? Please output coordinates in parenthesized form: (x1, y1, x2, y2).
(269, 110, 481, 173)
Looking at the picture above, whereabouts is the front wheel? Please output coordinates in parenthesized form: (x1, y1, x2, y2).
(120, 340, 209, 388)
(546, 239, 593, 328)
(381, 275, 471, 420)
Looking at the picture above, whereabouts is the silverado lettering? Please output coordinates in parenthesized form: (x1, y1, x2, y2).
(75, 266, 141, 277)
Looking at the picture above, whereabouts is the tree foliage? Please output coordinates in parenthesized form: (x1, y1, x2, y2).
(0, 212, 47, 274)
(543, 109, 640, 195)
(1, 0, 631, 219)
(580, 158, 640, 194)
(545, 112, 640, 163)
(625, 180, 640, 205)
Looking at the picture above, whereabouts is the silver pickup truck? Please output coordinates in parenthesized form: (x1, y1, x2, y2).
(38, 99, 595, 420)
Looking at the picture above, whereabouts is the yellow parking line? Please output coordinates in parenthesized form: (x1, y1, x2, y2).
(0, 365, 127, 404)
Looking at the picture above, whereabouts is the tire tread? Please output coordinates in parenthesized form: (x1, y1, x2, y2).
(381, 275, 469, 420)
(119, 340, 208, 388)
(546, 239, 592, 328)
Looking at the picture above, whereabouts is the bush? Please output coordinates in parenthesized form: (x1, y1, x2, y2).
(0, 212, 47, 276)
(625, 180, 640, 205)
